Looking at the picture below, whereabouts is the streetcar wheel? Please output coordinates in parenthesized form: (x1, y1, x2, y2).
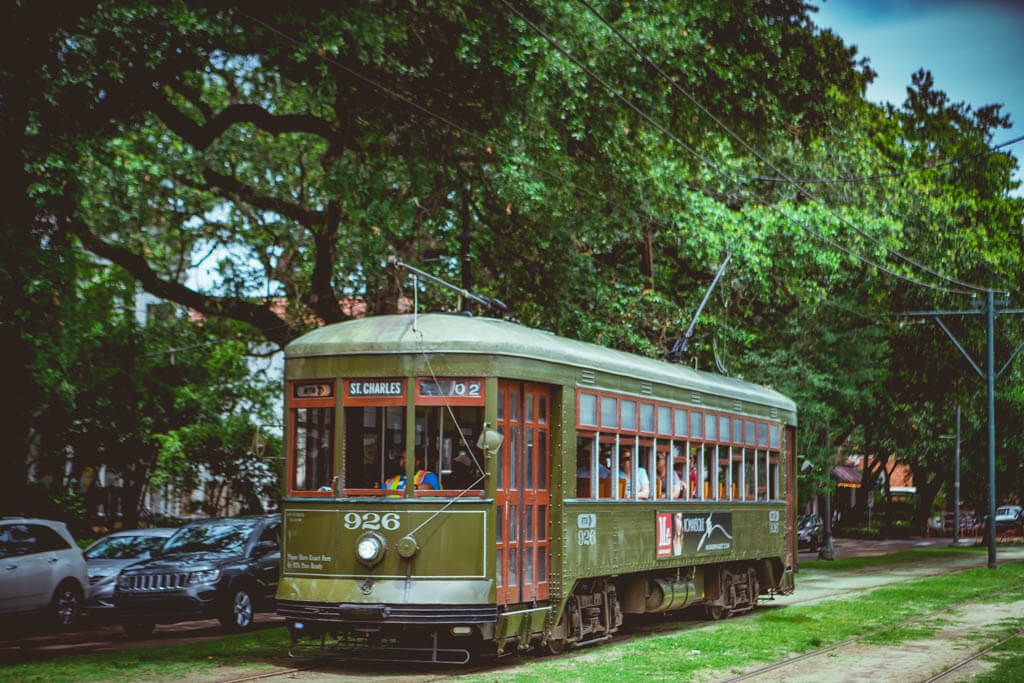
(707, 605, 728, 621)
(546, 637, 567, 655)
(220, 586, 255, 631)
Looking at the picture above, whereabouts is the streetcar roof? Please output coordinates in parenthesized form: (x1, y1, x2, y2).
(286, 313, 796, 415)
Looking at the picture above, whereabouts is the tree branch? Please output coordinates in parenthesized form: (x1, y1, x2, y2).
(180, 169, 324, 228)
(150, 90, 335, 150)
(70, 219, 300, 349)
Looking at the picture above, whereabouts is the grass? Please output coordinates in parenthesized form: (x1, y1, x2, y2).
(472, 561, 1024, 682)
(799, 546, 988, 572)
(4, 547, 1022, 682)
(1, 626, 292, 682)
(971, 619, 1024, 682)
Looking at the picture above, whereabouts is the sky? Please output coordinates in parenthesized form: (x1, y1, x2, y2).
(810, 0, 1024, 186)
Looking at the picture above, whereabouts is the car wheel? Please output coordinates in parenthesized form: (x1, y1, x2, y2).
(121, 620, 156, 638)
(51, 582, 82, 630)
(220, 586, 255, 631)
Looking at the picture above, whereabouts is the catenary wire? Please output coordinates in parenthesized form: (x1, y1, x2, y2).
(577, 0, 1005, 295)
(750, 133, 1024, 183)
(236, 10, 685, 242)
(500, 0, 979, 296)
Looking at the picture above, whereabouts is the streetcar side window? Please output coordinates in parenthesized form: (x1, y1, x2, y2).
(572, 389, 784, 502)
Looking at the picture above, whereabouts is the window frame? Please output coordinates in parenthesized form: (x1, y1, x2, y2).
(573, 388, 785, 502)
(288, 379, 338, 499)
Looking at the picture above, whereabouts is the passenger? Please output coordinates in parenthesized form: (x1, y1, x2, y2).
(656, 454, 682, 499)
(689, 465, 699, 499)
(619, 449, 650, 499)
(576, 446, 610, 479)
(451, 450, 483, 489)
(382, 452, 441, 491)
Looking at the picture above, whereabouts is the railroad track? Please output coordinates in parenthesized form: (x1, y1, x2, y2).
(218, 559, 1024, 683)
(721, 583, 1024, 683)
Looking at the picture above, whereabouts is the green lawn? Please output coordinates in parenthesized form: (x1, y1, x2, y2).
(4, 549, 1023, 682)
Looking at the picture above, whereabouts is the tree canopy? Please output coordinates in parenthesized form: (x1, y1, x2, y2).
(5, 0, 1023, 525)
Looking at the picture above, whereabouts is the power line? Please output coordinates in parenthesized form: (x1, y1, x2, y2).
(500, 0, 979, 296)
(576, 0, 1005, 296)
(236, 10, 682, 242)
(749, 134, 1024, 184)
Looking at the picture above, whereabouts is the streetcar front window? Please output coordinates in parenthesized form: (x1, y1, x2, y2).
(414, 406, 485, 492)
(288, 380, 337, 496)
(344, 406, 406, 491)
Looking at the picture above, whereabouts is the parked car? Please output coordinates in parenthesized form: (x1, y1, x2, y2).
(83, 527, 176, 616)
(797, 513, 824, 552)
(0, 517, 88, 629)
(994, 505, 1024, 536)
(114, 515, 280, 637)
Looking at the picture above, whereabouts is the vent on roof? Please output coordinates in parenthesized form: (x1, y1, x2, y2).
(691, 392, 701, 404)
(770, 407, 778, 419)
(641, 383, 653, 395)
(734, 400, 743, 413)
(580, 370, 595, 384)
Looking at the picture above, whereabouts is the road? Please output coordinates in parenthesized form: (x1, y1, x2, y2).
(0, 613, 284, 665)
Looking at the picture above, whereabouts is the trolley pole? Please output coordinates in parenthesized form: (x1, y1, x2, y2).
(897, 294, 1024, 569)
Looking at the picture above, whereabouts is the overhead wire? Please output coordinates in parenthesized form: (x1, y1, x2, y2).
(236, 10, 684, 243)
(498, 0, 980, 296)
(575, 0, 1006, 296)
(749, 134, 1024, 184)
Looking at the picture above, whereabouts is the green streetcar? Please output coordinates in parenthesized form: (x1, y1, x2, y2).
(277, 313, 797, 662)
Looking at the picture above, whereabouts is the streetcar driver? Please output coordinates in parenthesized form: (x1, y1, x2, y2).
(382, 451, 441, 491)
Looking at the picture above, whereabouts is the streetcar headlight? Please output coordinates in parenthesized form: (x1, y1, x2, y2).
(355, 532, 386, 567)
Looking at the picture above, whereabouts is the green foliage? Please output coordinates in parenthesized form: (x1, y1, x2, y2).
(5, 0, 1024, 521)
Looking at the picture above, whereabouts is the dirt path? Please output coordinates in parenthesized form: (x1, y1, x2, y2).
(732, 597, 1024, 682)
(246, 547, 1024, 682)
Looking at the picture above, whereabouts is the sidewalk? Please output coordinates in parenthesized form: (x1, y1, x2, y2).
(798, 534, 1022, 560)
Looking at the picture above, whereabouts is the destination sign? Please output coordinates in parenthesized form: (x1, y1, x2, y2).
(347, 379, 404, 398)
(292, 382, 334, 399)
(419, 379, 482, 398)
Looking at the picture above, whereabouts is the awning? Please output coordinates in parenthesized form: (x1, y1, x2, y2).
(831, 465, 861, 485)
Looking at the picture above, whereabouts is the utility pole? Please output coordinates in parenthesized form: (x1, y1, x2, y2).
(898, 294, 1024, 569)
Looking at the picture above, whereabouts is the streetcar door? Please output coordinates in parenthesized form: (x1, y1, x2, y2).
(495, 381, 551, 605)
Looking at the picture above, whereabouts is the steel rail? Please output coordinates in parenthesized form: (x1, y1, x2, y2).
(924, 626, 1024, 682)
(721, 581, 1024, 682)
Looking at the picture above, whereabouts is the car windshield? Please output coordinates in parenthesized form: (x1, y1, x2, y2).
(86, 535, 168, 560)
(161, 520, 257, 555)
(996, 507, 1018, 516)
(798, 516, 816, 529)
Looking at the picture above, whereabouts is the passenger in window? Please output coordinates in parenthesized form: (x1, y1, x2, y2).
(656, 454, 682, 499)
(381, 452, 441, 491)
(450, 450, 483, 489)
(619, 449, 650, 499)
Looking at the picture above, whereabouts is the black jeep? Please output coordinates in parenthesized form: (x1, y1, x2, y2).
(114, 514, 280, 637)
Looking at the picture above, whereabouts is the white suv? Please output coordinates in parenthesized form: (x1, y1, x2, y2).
(0, 518, 88, 628)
